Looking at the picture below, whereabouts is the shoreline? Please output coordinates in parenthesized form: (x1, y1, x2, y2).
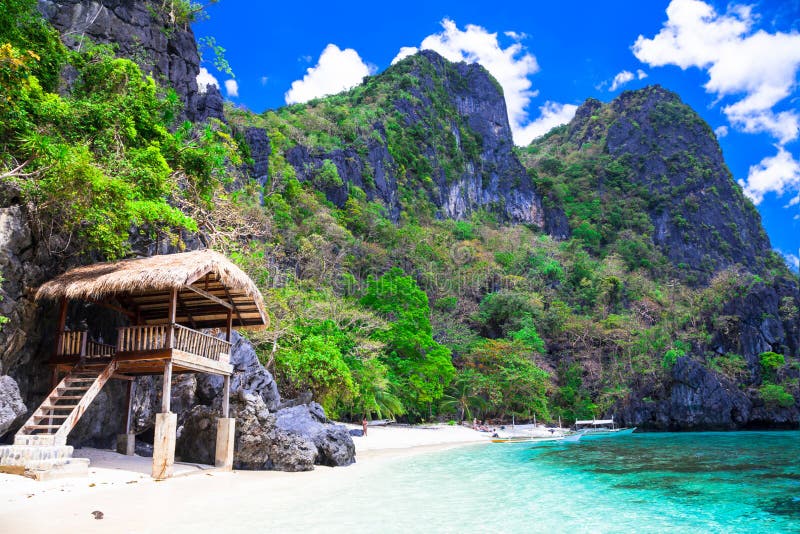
(0, 424, 490, 533)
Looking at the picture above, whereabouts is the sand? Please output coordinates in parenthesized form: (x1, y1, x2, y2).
(0, 424, 491, 533)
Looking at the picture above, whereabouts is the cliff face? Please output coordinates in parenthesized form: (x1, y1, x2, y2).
(526, 86, 773, 284)
(257, 50, 568, 233)
(37, 0, 223, 122)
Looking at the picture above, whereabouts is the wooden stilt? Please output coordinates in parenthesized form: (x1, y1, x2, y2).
(125, 380, 136, 433)
(222, 375, 230, 418)
(161, 361, 172, 413)
(225, 309, 233, 343)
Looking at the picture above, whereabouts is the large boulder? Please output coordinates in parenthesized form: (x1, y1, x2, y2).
(0, 375, 26, 439)
(274, 404, 355, 467)
(176, 390, 355, 471)
(196, 330, 280, 410)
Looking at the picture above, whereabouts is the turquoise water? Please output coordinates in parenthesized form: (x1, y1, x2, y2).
(306, 432, 800, 533)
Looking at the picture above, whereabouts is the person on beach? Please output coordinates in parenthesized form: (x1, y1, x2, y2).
(362, 417, 368, 436)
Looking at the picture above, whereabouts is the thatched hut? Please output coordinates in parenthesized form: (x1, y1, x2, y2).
(7, 250, 268, 479)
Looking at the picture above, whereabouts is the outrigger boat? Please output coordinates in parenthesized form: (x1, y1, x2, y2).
(573, 418, 636, 439)
(490, 425, 582, 444)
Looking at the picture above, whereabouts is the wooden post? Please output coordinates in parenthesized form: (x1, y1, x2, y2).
(125, 380, 136, 434)
(222, 375, 230, 418)
(225, 309, 233, 343)
(161, 360, 172, 413)
(54, 297, 68, 357)
(166, 288, 177, 349)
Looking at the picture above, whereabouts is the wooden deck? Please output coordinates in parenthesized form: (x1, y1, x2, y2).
(50, 324, 233, 376)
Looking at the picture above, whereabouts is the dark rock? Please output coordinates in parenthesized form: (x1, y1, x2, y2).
(196, 330, 280, 410)
(38, 0, 222, 122)
(0, 375, 26, 439)
(175, 404, 217, 465)
(243, 127, 271, 187)
(273, 404, 355, 467)
(348, 429, 364, 437)
(616, 357, 752, 430)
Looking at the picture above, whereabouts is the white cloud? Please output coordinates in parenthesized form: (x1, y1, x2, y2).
(260, 76, 269, 86)
(515, 101, 579, 144)
(637, 69, 648, 80)
(609, 70, 635, 91)
(285, 44, 375, 105)
(633, 0, 800, 143)
(196, 67, 219, 94)
(504, 31, 528, 41)
(714, 125, 728, 138)
(738, 146, 800, 205)
(392, 46, 419, 65)
(392, 18, 542, 145)
(779, 250, 800, 271)
(224, 79, 238, 98)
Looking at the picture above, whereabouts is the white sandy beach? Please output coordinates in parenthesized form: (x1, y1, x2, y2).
(0, 424, 490, 533)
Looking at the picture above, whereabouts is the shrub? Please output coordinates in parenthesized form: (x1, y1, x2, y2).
(759, 384, 795, 408)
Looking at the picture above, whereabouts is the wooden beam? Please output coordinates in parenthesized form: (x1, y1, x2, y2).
(161, 360, 172, 413)
(183, 285, 232, 310)
(225, 309, 233, 343)
(221, 286, 245, 326)
(87, 299, 137, 319)
(177, 294, 198, 330)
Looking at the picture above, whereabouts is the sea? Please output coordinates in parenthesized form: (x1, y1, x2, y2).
(304, 431, 800, 533)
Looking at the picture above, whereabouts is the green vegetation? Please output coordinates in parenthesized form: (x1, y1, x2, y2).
(0, 0, 244, 259)
(759, 384, 795, 408)
(3, 5, 797, 424)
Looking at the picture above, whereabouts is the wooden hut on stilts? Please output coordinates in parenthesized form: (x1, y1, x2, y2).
(0, 250, 268, 480)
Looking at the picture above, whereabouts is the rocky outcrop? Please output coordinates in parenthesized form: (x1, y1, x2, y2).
(283, 50, 566, 230)
(617, 358, 753, 430)
(38, 0, 222, 122)
(0, 376, 27, 438)
(176, 391, 355, 471)
(564, 86, 773, 283)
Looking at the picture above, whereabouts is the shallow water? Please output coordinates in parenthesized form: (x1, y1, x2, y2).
(292, 431, 800, 533)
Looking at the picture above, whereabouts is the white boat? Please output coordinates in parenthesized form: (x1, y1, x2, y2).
(574, 418, 636, 439)
(491, 425, 582, 444)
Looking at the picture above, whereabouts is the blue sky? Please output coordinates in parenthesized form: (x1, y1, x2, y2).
(194, 0, 800, 271)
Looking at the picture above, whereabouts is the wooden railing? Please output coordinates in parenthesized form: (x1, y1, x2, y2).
(57, 331, 86, 357)
(116, 324, 170, 353)
(115, 324, 230, 362)
(173, 324, 231, 362)
(86, 340, 116, 357)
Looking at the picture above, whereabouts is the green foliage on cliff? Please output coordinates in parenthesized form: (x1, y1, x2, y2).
(0, 0, 242, 259)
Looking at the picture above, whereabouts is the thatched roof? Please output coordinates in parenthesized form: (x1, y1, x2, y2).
(36, 250, 268, 329)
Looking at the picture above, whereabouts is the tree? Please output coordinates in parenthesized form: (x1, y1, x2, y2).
(361, 268, 455, 418)
(462, 339, 550, 421)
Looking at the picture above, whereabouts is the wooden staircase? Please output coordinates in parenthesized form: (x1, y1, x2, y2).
(14, 360, 118, 447)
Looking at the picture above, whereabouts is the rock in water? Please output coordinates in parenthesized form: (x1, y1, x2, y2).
(0, 376, 27, 438)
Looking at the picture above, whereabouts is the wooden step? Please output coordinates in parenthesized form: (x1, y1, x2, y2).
(50, 395, 86, 400)
(39, 405, 77, 412)
(24, 424, 61, 430)
(59, 386, 91, 391)
(66, 377, 96, 382)
(34, 413, 69, 419)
